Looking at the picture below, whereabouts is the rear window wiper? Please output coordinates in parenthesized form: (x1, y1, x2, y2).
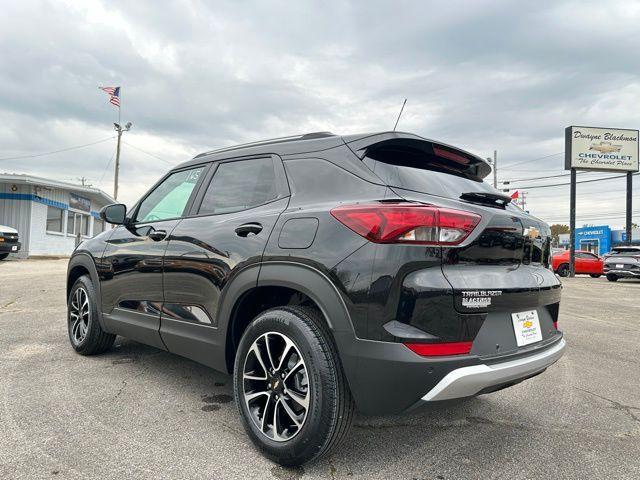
(460, 191, 512, 208)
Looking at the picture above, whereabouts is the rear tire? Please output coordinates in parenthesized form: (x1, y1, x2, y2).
(557, 263, 570, 277)
(67, 275, 116, 355)
(0, 253, 9, 260)
(590, 274, 601, 278)
(606, 274, 618, 282)
(233, 306, 355, 467)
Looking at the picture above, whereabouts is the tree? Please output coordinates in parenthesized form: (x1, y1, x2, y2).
(550, 224, 570, 246)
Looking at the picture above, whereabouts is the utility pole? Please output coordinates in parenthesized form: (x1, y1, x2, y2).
(488, 152, 498, 188)
(493, 150, 497, 188)
(113, 121, 132, 200)
(77, 177, 91, 187)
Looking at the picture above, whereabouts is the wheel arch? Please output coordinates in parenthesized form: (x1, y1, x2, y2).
(219, 261, 357, 374)
(67, 253, 107, 329)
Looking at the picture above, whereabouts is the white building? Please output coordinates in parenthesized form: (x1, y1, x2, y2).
(0, 174, 115, 258)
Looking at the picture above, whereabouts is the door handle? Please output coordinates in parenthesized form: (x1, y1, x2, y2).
(235, 222, 263, 237)
(148, 230, 167, 241)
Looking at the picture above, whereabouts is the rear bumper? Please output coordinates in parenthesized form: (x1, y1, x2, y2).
(420, 338, 566, 402)
(604, 268, 640, 278)
(335, 331, 565, 415)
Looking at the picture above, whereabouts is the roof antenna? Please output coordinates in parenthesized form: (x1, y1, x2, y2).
(393, 98, 407, 131)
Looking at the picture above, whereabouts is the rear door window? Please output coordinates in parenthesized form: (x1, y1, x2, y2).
(198, 157, 278, 215)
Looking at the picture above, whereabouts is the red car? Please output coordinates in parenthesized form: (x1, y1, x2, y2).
(552, 250, 603, 277)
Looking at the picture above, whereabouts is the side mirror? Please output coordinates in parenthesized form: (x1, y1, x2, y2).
(100, 203, 127, 225)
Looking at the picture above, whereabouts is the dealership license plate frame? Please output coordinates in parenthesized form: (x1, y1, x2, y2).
(11, 246, 18, 251)
(511, 310, 543, 347)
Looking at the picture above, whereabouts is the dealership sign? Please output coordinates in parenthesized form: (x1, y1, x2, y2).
(565, 126, 639, 172)
(69, 193, 91, 212)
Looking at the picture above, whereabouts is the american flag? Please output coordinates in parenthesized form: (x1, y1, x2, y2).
(99, 86, 120, 107)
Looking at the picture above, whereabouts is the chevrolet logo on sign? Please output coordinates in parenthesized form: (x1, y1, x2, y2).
(589, 141, 622, 154)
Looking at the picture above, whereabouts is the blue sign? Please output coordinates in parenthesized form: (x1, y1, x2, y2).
(575, 225, 611, 255)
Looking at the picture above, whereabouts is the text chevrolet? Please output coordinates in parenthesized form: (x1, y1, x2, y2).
(66, 132, 565, 466)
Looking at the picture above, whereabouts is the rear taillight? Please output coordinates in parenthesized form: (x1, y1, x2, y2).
(330, 203, 481, 245)
(404, 341, 473, 356)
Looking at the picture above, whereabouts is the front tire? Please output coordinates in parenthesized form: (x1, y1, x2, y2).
(233, 306, 354, 466)
(606, 273, 618, 282)
(0, 253, 9, 260)
(67, 275, 116, 355)
(590, 274, 601, 278)
(557, 263, 570, 277)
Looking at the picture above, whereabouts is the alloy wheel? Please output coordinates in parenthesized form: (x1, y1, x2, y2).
(69, 287, 90, 345)
(242, 331, 310, 442)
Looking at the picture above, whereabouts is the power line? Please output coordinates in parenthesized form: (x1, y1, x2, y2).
(500, 170, 603, 184)
(98, 148, 117, 184)
(123, 141, 173, 165)
(0, 137, 115, 162)
(500, 151, 564, 170)
(512, 172, 637, 190)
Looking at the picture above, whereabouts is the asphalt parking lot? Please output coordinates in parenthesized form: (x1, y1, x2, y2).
(1, 259, 639, 479)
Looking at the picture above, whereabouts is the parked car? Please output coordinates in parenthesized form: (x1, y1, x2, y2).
(0, 225, 21, 260)
(551, 250, 603, 277)
(603, 246, 640, 281)
(66, 131, 565, 466)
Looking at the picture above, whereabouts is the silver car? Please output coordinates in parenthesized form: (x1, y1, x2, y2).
(603, 246, 640, 281)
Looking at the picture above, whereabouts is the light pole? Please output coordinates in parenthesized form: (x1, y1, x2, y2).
(113, 121, 132, 200)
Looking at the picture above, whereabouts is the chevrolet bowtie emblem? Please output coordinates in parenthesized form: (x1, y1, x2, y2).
(524, 227, 540, 239)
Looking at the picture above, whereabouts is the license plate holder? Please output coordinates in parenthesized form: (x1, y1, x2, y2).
(616, 264, 624, 269)
(511, 310, 543, 347)
(11, 246, 17, 251)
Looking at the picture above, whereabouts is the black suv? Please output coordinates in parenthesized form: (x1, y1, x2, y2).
(67, 131, 565, 466)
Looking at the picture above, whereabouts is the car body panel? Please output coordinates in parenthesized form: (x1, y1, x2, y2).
(552, 250, 603, 275)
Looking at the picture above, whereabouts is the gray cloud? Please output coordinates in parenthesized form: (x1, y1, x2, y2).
(0, 0, 638, 226)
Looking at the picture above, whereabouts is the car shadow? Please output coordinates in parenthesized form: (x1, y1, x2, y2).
(100, 338, 529, 475)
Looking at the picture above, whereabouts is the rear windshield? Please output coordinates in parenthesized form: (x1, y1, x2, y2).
(363, 148, 502, 200)
(610, 248, 640, 255)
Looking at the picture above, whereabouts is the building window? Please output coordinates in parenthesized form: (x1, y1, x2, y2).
(93, 218, 105, 236)
(46, 206, 64, 233)
(67, 211, 76, 235)
(67, 211, 90, 236)
(81, 215, 89, 236)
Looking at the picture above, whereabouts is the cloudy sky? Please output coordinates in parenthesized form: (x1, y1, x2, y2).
(1, 0, 639, 227)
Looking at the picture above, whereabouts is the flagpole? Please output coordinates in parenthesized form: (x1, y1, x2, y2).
(100, 85, 129, 200)
(114, 87, 121, 200)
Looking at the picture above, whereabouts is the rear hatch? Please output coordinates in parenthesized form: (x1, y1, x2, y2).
(350, 135, 561, 356)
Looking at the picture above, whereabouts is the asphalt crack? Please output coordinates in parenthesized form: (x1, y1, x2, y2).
(574, 386, 640, 423)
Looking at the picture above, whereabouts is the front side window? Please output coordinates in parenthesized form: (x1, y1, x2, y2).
(136, 167, 204, 222)
(198, 158, 277, 215)
(46, 206, 64, 232)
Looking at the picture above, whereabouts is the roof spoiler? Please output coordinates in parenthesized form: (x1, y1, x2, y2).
(343, 132, 492, 180)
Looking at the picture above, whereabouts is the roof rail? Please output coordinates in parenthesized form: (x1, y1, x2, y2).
(299, 132, 335, 140)
(194, 132, 336, 159)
